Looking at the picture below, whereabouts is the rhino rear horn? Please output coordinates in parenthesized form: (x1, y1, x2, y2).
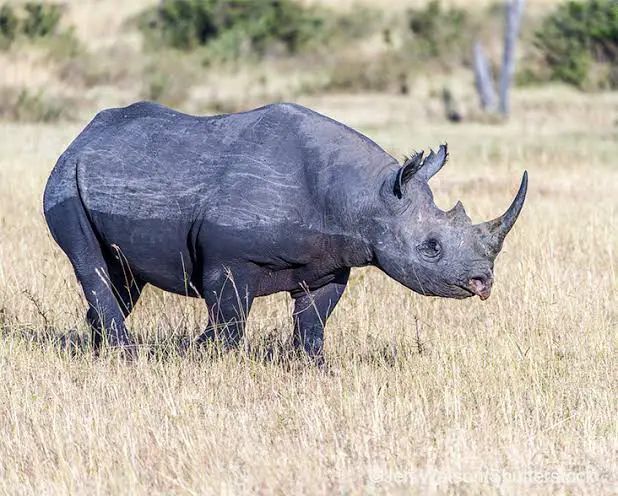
(476, 171, 528, 257)
(446, 200, 471, 224)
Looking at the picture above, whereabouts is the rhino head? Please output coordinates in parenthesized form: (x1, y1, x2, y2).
(372, 144, 527, 300)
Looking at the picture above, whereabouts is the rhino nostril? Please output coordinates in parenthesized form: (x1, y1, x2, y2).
(471, 271, 493, 286)
(470, 278, 486, 292)
(467, 275, 493, 300)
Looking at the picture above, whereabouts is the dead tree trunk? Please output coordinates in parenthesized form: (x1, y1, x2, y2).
(473, 0, 525, 118)
(474, 42, 497, 113)
(499, 0, 526, 116)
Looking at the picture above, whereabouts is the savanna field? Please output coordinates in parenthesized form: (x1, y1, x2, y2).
(0, 0, 617, 494)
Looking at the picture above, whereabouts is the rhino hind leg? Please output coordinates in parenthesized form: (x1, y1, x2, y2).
(291, 268, 350, 364)
(45, 198, 143, 353)
(87, 256, 145, 353)
(196, 265, 256, 349)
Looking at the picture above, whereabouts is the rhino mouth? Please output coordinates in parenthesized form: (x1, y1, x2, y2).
(456, 282, 491, 300)
(450, 284, 476, 299)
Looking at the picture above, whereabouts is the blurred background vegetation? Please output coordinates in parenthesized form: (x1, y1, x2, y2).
(0, 0, 616, 122)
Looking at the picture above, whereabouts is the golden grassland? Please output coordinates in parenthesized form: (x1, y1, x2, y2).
(0, 0, 616, 494)
(0, 86, 616, 494)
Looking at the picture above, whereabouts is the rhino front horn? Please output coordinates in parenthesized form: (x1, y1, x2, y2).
(476, 171, 528, 257)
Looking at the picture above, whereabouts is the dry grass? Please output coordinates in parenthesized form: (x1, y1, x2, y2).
(0, 1, 616, 493)
(0, 85, 616, 494)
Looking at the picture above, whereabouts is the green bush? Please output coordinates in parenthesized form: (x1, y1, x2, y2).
(139, 0, 324, 57)
(0, 4, 18, 47)
(0, 2, 63, 48)
(534, 0, 618, 89)
(22, 2, 62, 38)
(406, 0, 472, 61)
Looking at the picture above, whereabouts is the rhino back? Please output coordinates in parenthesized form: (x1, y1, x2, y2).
(65, 101, 393, 227)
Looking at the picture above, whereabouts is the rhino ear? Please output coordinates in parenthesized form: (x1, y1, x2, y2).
(418, 143, 448, 182)
(394, 151, 424, 198)
(393, 144, 448, 198)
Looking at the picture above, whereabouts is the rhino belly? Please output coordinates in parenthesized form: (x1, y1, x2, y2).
(88, 209, 198, 296)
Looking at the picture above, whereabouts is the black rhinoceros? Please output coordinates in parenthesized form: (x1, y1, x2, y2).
(44, 102, 527, 361)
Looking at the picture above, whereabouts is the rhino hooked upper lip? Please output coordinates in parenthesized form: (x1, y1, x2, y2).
(466, 277, 493, 300)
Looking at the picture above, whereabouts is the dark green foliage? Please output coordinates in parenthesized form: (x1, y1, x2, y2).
(406, 0, 471, 61)
(0, 4, 18, 47)
(154, 0, 216, 51)
(22, 2, 62, 38)
(534, 0, 618, 88)
(140, 0, 324, 57)
(0, 1, 63, 48)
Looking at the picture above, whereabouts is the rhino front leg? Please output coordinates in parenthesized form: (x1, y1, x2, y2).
(291, 268, 350, 363)
(196, 266, 256, 349)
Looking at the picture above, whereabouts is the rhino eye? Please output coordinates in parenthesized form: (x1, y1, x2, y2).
(418, 238, 442, 261)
